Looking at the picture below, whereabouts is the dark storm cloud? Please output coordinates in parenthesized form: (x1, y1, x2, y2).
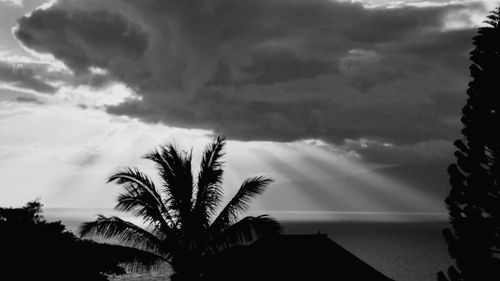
(241, 50, 335, 84)
(109, 91, 331, 141)
(14, 0, 482, 145)
(206, 61, 233, 87)
(15, 7, 149, 75)
(0, 60, 56, 93)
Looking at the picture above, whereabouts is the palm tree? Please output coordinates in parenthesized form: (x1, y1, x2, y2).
(80, 136, 282, 280)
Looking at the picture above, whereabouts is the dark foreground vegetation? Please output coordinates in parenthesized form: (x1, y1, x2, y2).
(0, 201, 158, 281)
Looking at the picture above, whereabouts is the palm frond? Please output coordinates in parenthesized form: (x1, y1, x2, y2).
(109, 167, 176, 229)
(80, 215, 167, 256)
(144, 144, 194, 222)
(205, 215, 282, 254)
(111, 181, 174, 233)
(115, 185, 176, 234)
(193, 136, 226, 228)
(209, 176, 273, 235)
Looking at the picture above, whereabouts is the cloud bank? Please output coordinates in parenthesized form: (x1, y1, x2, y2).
(12, 0, 489, 146)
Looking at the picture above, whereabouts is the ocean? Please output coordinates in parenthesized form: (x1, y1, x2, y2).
(43, 209, 452, 281)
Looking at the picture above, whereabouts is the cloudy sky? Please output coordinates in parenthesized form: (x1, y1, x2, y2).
(0, 0, 498, 217)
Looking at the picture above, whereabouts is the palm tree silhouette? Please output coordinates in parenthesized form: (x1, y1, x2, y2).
(80, 136, 281, 280)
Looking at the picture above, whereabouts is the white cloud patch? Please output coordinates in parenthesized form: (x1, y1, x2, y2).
(0, 0, 23, 7)
(441, 2, 492, 30)
(55, 82, 140, 107)
(349, 0, 497, 10)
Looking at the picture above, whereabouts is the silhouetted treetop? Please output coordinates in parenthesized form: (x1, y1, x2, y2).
(0, 200, 44, 223)
(438, 6, 500, 281)
(81, 136, 282, 281)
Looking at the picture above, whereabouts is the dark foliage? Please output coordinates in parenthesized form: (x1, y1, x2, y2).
(0, 200, 157, 281)
(438, 7, 500, 281)
(80, 136, 282, 280)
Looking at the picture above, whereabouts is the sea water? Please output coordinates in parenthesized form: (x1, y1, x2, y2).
(43, 209, 451, 281)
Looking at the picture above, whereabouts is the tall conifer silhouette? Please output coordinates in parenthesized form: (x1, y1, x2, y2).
(438, 7, 500, 281)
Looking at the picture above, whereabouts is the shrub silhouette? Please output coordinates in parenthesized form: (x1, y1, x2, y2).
(80, 136, 282, 280)
(0, 200, 155, 281)
(438, 6, 500, 281)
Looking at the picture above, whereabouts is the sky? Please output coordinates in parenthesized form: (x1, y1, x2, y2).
(0, 0, 498, 218)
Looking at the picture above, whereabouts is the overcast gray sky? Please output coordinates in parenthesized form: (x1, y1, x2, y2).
(0, 0, 498, 218)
